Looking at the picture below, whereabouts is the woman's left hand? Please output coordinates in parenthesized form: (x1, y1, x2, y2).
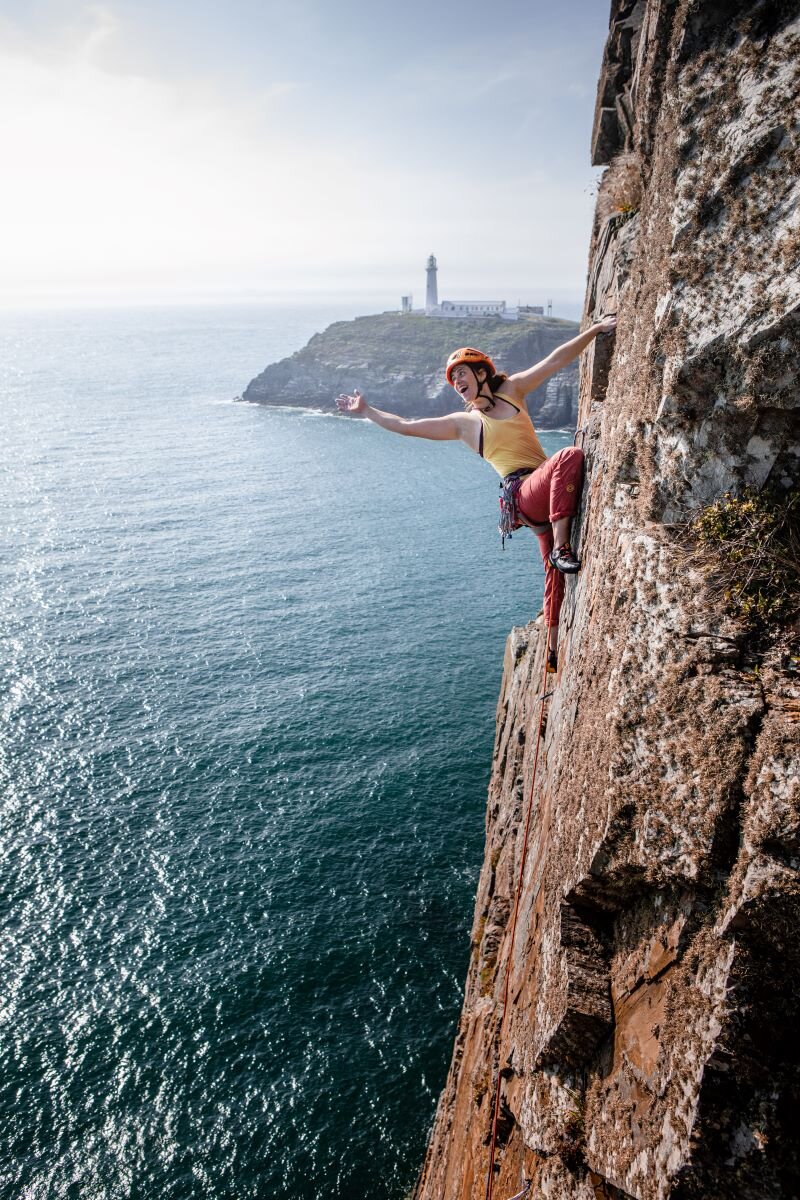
(335, 388, 366, 415)
(593, 314, 617, 335)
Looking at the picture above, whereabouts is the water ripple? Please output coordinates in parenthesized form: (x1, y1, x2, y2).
(0, 305, 570, 1200)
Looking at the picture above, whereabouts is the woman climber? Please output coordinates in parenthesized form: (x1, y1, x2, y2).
(335, 316, 616, 671)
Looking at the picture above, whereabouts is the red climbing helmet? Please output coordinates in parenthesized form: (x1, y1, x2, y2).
(445, 347, 497, 386)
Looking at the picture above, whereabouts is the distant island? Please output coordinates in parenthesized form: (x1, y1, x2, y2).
(240, 311, 582, 428)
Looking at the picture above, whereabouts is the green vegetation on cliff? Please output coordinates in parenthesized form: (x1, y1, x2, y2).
(685, 489, 800, 627)
(299, 312, 574, 367)
(242, 311, 581, 427)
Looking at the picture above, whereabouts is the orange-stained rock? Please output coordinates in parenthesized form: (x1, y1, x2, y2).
(413, 2, 800, 1197)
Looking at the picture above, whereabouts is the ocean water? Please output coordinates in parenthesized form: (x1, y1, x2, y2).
(0, 303, 572, 1200)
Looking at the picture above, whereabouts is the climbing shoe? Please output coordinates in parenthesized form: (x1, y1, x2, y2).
(548, 543, 581, 574)
(546, 648, 558, 673)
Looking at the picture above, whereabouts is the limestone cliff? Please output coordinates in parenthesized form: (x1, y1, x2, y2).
(241, 313, 581, 427)
(414, 3, 800, 1198)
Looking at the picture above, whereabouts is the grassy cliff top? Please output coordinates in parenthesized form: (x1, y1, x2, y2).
(296, 311, 578, 371)
(242, 310, 582, 421)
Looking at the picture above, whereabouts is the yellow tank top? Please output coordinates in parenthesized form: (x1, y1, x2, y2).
(477, 392, 547, 478)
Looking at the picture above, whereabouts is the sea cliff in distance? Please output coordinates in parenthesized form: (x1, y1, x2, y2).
(240, 312, 581, 428)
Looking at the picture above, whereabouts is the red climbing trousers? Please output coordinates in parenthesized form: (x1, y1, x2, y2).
(515, 446, 585, 629)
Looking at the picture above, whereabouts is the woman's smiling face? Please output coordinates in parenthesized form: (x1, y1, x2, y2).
(450, 363, 487, 407)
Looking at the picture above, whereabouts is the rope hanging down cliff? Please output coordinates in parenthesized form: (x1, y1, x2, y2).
(484, 646, 552, 1200)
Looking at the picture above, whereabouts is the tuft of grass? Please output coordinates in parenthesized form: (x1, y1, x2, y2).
(557, 1092, 587, 1172)
(683, 488, 800, 626)
(473, 913, 487, 948)
(472, 1068, 490, 1107)
(597, 153, 643, 225)
(608, 159, 642, 213)
(479, 964, 496, 996)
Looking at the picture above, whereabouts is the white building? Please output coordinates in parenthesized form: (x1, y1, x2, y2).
(404, 255, 519, 321)
(439, 300, 507, 318)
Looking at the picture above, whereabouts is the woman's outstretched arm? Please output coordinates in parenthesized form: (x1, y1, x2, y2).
(505, 315, 617, 400)
(336, 389, 470, 441)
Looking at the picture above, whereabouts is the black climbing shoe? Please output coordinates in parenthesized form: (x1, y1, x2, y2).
(546, 648, 558, 673)
(548, 543, 581, 574)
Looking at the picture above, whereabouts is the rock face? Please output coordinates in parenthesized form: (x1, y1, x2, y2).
(241, 313, 582, 427)
(414, 3, 800, 1199)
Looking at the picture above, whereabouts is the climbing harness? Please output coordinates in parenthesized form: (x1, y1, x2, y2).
(484, 648, 552, 1200)
(498, 468, 533, 547)
(497, 468, 551, 548)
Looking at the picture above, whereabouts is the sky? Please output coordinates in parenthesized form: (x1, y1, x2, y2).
(0, 0, 612, 309)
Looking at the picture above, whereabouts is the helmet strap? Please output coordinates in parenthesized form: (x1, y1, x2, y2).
(471, 366, 495, 409)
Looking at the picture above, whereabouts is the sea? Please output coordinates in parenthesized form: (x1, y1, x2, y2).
(0, 301, 572, 1200)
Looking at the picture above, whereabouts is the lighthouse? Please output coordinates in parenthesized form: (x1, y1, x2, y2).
(425, 253, 439, 314)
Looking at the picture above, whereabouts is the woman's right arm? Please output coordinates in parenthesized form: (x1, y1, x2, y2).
(336, 389, 470, 442)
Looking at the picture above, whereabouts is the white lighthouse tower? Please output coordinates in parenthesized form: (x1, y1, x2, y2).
(425, 253, 439, 314)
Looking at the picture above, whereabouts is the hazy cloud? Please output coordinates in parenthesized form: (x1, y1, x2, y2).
(1, 1, 608, 306)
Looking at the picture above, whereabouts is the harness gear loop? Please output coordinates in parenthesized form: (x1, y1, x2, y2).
(485, 647, 552, 1200)
(498, 468, 534, 548)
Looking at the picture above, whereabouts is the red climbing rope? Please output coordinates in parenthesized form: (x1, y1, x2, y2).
(484, 642, 552, 1200)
